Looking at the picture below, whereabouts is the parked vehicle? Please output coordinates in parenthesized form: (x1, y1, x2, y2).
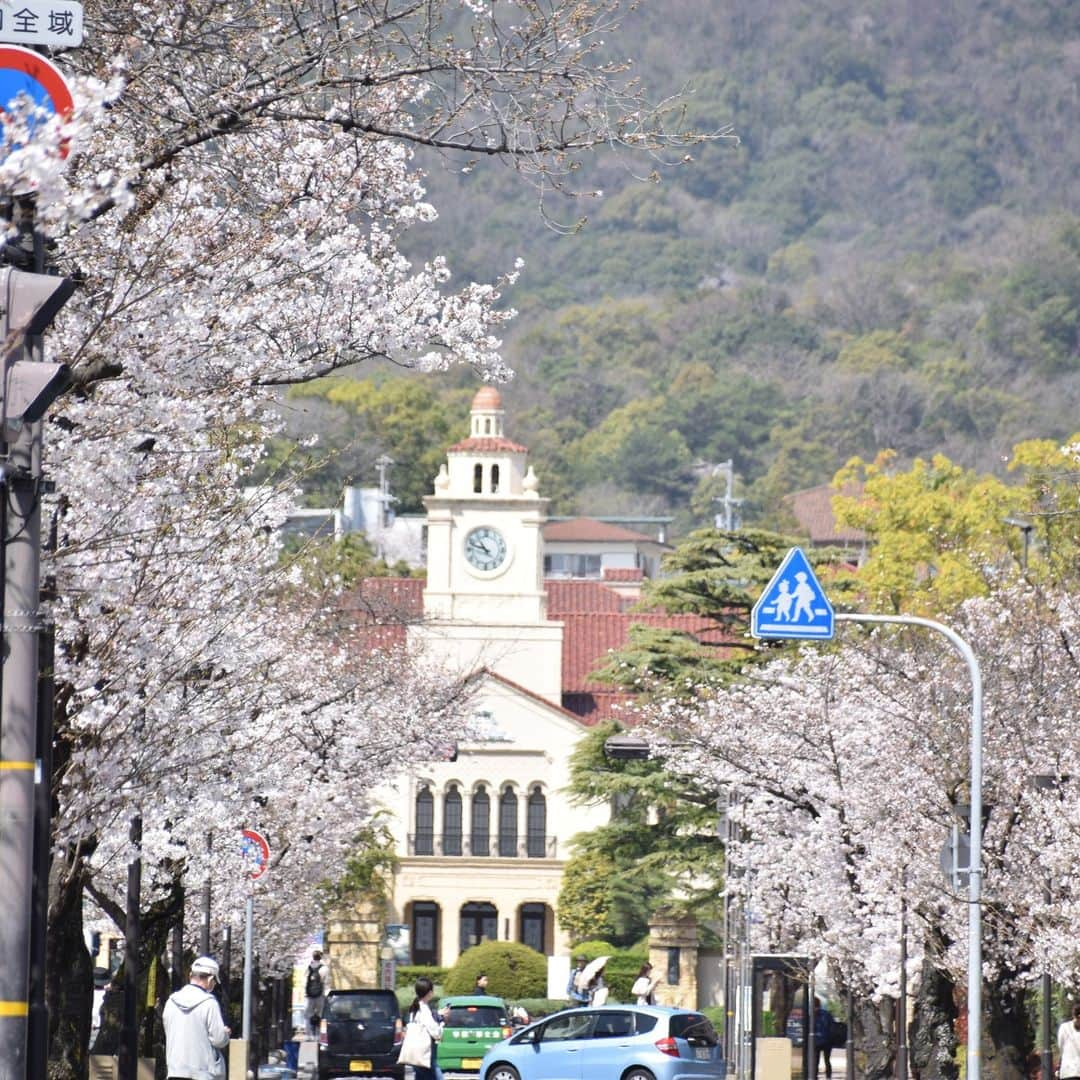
(319, 989, 404, 1080)
(439, 995, 513, 1072)
(479, 1004, 723, 1080)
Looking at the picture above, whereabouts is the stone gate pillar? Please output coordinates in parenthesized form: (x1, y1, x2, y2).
(648, 910, 699, 1009)
(327, 899, 384, 989)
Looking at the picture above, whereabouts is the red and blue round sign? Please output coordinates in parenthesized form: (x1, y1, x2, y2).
(241, 828, 271, 880)
(0, 44, 73, 157)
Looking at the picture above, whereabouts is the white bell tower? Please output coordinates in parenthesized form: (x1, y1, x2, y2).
(416, 387, 563, 703)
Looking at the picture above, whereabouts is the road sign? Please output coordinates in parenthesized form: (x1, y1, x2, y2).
(0, 43, 73, 157)
(240, 828, 270, 880)
(939, 829, 971, 889)
(751, 546, 835, 640)
(0, 1, 83, 47)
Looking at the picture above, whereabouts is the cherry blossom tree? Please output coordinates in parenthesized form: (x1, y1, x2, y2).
(635, 584, 1080, 1080)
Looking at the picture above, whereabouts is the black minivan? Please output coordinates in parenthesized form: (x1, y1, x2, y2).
(319, 989, 404, 1080)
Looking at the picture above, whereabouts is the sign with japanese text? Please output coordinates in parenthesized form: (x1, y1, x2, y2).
(0, 1, 83, 47)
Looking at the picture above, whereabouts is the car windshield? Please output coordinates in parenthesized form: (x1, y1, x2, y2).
(669, 1014, 719, 1046)
(445, 1006, 507, 1028)
(325, 995, 398, 1022)
(539, 1012, 594, 1042)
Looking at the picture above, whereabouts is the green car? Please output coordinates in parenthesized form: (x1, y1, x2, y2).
(438, 996, 513, 1072)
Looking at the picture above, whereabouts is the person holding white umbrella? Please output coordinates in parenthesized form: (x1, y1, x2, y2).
(575, 956, 610, 1006)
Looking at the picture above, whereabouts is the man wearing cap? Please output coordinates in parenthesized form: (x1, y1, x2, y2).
(163, 956, 231, 1079)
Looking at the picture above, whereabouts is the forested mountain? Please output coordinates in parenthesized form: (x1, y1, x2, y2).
(279, 0, 1080, 533)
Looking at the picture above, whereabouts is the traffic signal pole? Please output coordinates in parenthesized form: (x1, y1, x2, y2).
(0, 389, 48, 1077)
(0, 241, 73, 1077)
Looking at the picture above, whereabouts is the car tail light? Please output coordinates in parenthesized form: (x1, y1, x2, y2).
(394, 1018, 404, 1046)
(655, 1036, 681, 1058)
(319, 1018, 329, 1049)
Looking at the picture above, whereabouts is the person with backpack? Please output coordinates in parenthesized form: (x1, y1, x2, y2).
(303, 949, 331, 1037)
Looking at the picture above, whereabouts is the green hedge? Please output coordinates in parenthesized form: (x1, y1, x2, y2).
(397, 965, 449, 988)
(444, 941, 547, 999)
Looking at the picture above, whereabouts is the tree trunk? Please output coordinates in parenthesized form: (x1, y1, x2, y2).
(910, 951, 959, 1080)
(46, 853, 94, 1080)
(983, 981, 1032, 1080)
(857, 994, 897, 1080)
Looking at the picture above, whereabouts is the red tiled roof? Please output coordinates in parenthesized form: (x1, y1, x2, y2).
(349, 576, 736, 726)
(560, 610, 733, 699)
(546, 579, 628, 614)
(542, 517, 658, 543)
(447, 436, 529, 453)
(785, 483, 868, 544)
(343, 577, 424, 619)
(603, 567, 644, 582)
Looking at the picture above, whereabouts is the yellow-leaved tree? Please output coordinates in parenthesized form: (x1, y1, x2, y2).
(831, 436, 1079, 615)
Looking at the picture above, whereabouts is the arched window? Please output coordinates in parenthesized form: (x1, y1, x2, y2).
(484, 418, 492, 434)
(443, 785, 463, 856)
(498, 786, 518, 857)
(490, 464, 500, 493)
(471, 786, 490, 856)
(415, 785, 434, 856)
(526, 786, 547, 858)
(459, 902, 497, 954)
(473, 463, 483, 493)
(519, 903, 547, 954)
(411, 902, 439, 965)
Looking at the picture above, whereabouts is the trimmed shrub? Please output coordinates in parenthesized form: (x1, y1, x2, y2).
(444, 941, 547, 999)
(397, 965, 449, 988)
(568, 940, 616, 962)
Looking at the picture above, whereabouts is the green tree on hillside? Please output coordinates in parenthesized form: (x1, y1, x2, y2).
(285, 379, 473, 512)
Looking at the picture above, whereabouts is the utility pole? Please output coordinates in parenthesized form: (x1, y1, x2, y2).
(0, 251, 73, 1079)
(712, 460, 742, 531)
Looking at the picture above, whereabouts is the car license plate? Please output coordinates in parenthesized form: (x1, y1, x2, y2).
(349, 1061, 373, 1072)
(462, 1059, 484, 1070)
(695, 1048, 711, 1060)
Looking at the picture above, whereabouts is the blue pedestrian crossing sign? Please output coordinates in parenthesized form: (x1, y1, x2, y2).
(751, 547, 835, 640)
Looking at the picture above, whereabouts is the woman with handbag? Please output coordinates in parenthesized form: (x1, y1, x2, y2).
(399, 977, 448, 1080)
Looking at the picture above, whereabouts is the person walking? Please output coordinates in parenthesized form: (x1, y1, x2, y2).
(303, 949, 331, 1037)
(813, 997, 833, 1080)
(162, 956, 230, 1080)
(566, 956, 589, 1006)
(586, 962, 608, 1006)
(1059, 1004, 1080, 1080)
(407, 976, 449, 1080)
(631, 963, 660, 1005)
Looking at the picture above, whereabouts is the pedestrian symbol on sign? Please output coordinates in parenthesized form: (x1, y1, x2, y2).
(751, 547, 835, 640)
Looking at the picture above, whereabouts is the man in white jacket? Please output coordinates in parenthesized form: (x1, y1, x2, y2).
(163, 956, 231, 1080)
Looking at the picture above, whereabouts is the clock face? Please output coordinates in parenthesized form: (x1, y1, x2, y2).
(464, 526, 508, 572)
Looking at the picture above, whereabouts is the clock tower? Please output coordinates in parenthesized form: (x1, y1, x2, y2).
(417, 387, 564, 703)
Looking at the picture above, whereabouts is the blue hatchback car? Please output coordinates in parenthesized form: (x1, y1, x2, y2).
(479, 1005, 723, 1080)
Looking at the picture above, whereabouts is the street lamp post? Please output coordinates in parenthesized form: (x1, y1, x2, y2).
(1004, 517, 1034, 572)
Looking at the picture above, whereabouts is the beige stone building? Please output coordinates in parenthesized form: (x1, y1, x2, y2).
(366, 387, 727, 973)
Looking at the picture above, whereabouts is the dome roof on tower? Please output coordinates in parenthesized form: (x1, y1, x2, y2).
(472, 386, 503, 410)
